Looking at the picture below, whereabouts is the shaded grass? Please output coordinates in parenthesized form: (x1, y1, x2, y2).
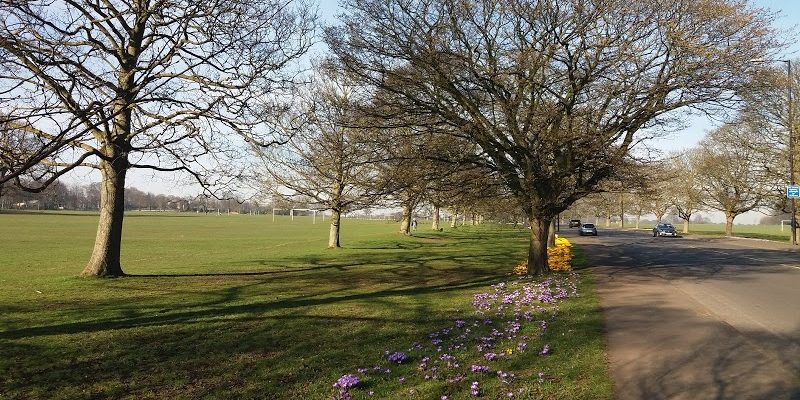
(0, 212, 611, 399)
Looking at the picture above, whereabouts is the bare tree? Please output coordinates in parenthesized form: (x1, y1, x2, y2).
(327, 0, 779, 274)
(668, 152, 705, 233)
(421, 134, 500, 231)
(0, 117, 49, 206)
(740, 60, 800, 241)
(381, 130, 430, 235)
(0, 0, 316, 276)
(695, 122, 774, 236)
(257, 74, 390, 248)
(628, 194, 649, 229)
(647, 192, 674, 224)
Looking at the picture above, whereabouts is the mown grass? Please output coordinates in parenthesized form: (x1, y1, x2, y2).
(616, 221, 793, 243)
(679, 223, 792, 243)
(0, 212, 612, 399)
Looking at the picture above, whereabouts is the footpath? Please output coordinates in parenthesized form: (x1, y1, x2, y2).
(581, 232, 800, 400)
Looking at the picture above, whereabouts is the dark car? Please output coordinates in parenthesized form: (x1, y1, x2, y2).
(579, 223, 598, 236)
(652, 223, 678, 237)
(569, 219, 581, 228)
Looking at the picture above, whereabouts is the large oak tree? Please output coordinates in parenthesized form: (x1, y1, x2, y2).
(326, 0, 779, 274)
(0, 0, 315, 276)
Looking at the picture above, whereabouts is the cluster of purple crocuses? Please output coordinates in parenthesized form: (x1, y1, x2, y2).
(331, 273, 579, 399)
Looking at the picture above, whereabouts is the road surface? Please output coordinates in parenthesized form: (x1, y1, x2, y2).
(567, 228, 800, 400)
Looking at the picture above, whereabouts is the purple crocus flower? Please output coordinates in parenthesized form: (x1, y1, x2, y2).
(387, 351, 407, 364)
(470, 364, 489, 373)
(333, 374, 360, 389)
(470, 381, 480, 397)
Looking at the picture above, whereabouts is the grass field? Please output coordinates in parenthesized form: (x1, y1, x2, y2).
(607, 220, 793, 243)
(0, 212, 612, 399)
(682, 223, 794, 242)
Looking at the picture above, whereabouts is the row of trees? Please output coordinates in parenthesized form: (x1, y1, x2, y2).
(569, 112, 796, 237)
(0, 0, 788, 276)
(0, 182, 273, 214)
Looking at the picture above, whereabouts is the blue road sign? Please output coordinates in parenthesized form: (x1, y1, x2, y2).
(788, 185, 800, 198)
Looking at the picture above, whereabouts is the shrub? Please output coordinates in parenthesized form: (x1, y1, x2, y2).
(512, 237, 573, 274)
(547, 237, 572, 272)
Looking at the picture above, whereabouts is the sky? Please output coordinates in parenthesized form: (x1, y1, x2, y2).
(61, 0, 800, 223)
(648, 0, 800, 154)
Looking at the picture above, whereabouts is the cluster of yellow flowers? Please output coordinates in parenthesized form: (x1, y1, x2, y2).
(547, 236, 573, 272)
(513, 260, 529, 275)
(512, 236, 574, 275)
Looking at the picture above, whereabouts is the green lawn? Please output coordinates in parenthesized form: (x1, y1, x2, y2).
(680, 223, 792, 242)
(0, 212, 612, 399)
(615, 221, 793, 243)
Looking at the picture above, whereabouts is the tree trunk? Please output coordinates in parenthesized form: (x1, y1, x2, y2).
(527, 216, 551, 275)
(431, 205, 440, 230)
(547, 219, 556, 248)
(471, 213, 476, 225)
(795, 212, 800, 245)
(605, 215, 611, 227)
(682, 217, 690, 234)
(636, 214, 641, 229)
(725, 213, 735, 237)
(328, 208, 341, 248)
(450, 208, 457, 228)
(82, 158, 127, 277)
(400, 202, 412, 235)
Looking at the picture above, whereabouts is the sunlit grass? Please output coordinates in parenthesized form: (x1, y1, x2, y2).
(681, 223, 792, 242)
(0, 212, 612, 399)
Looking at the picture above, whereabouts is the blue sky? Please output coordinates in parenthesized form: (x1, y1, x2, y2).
(653, 0, 800, 153)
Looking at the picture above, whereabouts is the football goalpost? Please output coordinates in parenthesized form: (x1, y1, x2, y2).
(272, 208, 325, 223)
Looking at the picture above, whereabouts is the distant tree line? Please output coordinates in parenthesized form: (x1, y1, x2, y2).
(0, 182, 269, 214)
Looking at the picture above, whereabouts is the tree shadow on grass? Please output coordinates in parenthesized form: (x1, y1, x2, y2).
(0, 306, 466, 399)
(0, 261, 504, 341)
(0, 273, 500, 398)
(0, 226, 531, 399)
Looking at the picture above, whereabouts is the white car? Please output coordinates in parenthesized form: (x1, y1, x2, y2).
(579, 223, 598, 236)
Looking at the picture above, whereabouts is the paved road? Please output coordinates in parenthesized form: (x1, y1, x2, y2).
(566, 228, 800, 400)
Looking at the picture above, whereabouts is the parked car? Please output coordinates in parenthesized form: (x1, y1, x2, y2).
(579, 223, 598, 236)
(652, 223, 678, 237)
(569, 219, 581, 228)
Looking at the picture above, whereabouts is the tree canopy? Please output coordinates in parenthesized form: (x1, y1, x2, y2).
(326, 0, 781, 273)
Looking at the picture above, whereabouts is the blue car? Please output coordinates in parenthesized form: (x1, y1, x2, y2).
(653, 223, 678, 237)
